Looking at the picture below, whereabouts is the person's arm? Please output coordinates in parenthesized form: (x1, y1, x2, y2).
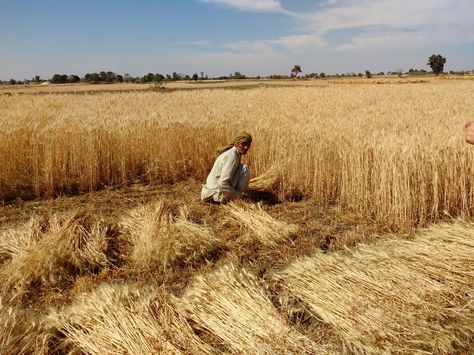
(217, 152, 240, 197)
(465, 121, 474, 145)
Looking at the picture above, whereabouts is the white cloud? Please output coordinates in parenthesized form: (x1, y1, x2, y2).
(216, 34, 323, 56)
(185, 40, 210, 46)
(224, 39, 273, 52)
(199, 0, 284, 12)
(199, 0, 474, 54)
(192, 0, 474, 73)
(333, 31, 427, 51)
(297, 0, 474, 49)
(273, 34, 325, 53)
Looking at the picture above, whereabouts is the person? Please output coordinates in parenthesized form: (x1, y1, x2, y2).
(201, 132, 252, 203)
(465, 121, 474, 144)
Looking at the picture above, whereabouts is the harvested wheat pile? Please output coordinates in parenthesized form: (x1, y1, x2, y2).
(0, 217, 45, 266)
(248, 166, 302, 201)
(0, 298, 50, 354)
(0, 211, 108, 300)
(224, 202, 298, 246)
(121, 200, 220, 271)
(249, 165, 280, 192)
(175, 263, 325, 354)
(273, 219, 474, 354)
(48, 284, 212, 354)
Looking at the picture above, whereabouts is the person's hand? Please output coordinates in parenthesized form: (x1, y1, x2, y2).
(465, 121, 474, 145)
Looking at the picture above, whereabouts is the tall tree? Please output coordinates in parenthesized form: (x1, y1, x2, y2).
(291, 65, 302, 78)
(427, 54, 446, 75)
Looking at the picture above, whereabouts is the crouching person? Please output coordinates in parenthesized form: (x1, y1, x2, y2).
(201, 132, 252, 203)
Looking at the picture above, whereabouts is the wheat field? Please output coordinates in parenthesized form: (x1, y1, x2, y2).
(1, 80, 474, 353)
(1, 80, 474, 229)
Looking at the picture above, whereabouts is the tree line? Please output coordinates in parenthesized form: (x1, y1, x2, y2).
(2, 71, 212, 85)
(3, 54, 471, 85)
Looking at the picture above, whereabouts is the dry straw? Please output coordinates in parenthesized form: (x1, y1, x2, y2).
(0, 211, 108, 300)
(248, 165, 280, 192)
(273, 219, 474, 354)
(175, 263, 324, 354)
(120, 200, 220, 271)
(224, 202, 298, 246)
(47, 284, 213, 354)
(0, 217, 45, 266)
(0, 299, 50, 355)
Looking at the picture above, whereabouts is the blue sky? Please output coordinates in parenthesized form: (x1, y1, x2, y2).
(1, 0, 474, 80)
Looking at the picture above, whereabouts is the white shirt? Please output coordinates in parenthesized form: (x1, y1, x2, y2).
(201, 146, 241, 201)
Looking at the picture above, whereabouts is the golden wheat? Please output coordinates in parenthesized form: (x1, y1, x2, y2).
(0, 217, 44, 266)
(0, 211, 108, 300)
(1, 81, 474, 229)
(273, 219, 474, 354)
(47, 284, 213, 354)
(0, 298, 51, 355)
(175, 263, 325, 354)
(120, 200, 220, 271)
(224, 202, 298, 245)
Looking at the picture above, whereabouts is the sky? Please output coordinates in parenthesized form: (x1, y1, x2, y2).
(1, 0, 474, 80)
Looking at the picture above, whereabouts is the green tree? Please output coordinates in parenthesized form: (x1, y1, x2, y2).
(105, 71, 116, 83)
(67, 75, 80, 83)
(365, 70, 372, 78)
(427, 54, 446, 75)
(291, 64, 302, 78)
(84, 73, 101, 83)
(153, 73, 164, 82)
(192, 73, 199, 82)
(141, 73, 154, 83)
(51, 74, 67, 83)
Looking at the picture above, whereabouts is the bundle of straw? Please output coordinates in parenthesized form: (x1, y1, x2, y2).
(224, 202, 298, 246)
(121, 201, 220, 271)
(175, 263, 324, 354)
(0, 299, 50, 355)
(249, 165, 280, 192)
(273, 219, 474, 354)
(1, 211, 108, 299)
(48, 284, 212, 354)
(0, 217, 45, 266)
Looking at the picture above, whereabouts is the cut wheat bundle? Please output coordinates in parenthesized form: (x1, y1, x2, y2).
(0, 298, 50, 355)
(175, 263, 326, 354)
(0, 217, 45, 266)
(248, 165, 303, 201)
(249, 165, 280, 192)
(224, 202, 298, 246)
(120, 201, 220, 271)
(47, 284, 213, 354)
(273, 219, 474, 354)
(1, 211, 108, 300)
